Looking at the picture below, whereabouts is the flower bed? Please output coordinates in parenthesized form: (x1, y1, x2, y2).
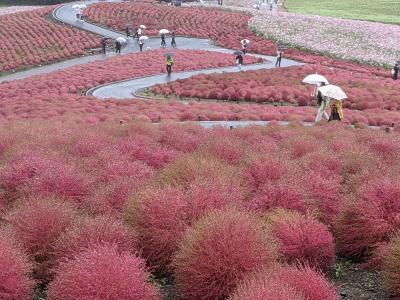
(249, 12, 400, 67)
(83, 2, 390, 76)
(0, 6, 43, 16)
(1, 120, 399, 298)
(0, 7, 98, 73)
(151, 64, 400, 111)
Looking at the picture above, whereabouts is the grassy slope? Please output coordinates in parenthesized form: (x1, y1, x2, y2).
(284, 0, 400, 24)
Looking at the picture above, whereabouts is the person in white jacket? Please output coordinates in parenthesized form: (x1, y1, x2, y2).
(314, 83, 330, 123)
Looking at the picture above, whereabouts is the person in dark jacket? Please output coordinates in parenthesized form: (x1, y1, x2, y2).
(139, 40, 144, 52)
(236, 53, 243, 67)
(125, 26, 130, 37)
(132, 27, 139, 39)
(275, 50, 282, 67)
(393, 63, 399, 80)
(161, 34, 166, 47)
(115, 41, 121, 53)
(101, 37, 107, 54)
(171, 31, 177, 47)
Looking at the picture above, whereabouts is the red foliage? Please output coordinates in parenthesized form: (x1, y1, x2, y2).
(264, 209, 335, 270)
(0, 229, 34, 300)
(171, 208, 277, 300)
(52, 215, 138, 263)
(5, 197, 77, 281)
(336, 177, 400, 262)
(0, 7, 98, 72)
(382, 232, 400, 297)
(230, 264, 339, 300)
(47, 244, 159, 300)
(125, 179, 245, 272)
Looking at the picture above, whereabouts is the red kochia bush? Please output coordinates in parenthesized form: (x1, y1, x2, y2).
(171, 208, 276, 300)
(0, 229, 34, 300)
(52, 215, 138, 264)
(47, 244, 159, 300)
(336, 177, 400, 261)
(230, 264, 339, 300)
(5, 197, 77, 281)
(263, 209, 335, 270)
(125, 179, 245, 273)
(382, 232, 400, 297)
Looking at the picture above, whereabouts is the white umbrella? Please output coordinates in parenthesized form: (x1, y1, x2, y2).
(139, 25, 147, 29)
(139, 35, 149, 41)
(241, 39, 250, 45)
(79, 3, 87, 9)
(317, 85, 347, 100)
(116, 37, 127, 43)
(159, 29, 169, 34)
(302, 74, 329, 86)
(72, 4, 81, 9)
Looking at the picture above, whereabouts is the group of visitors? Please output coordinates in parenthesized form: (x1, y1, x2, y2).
(161, 32, 177, 48)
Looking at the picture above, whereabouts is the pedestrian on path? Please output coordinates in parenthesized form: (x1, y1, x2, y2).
(166, 55, 174, 74)
(139, 40, 144, 52)
(101, 37, 107, 54)
(236, 53, 243, 69)
(241, 40, 248, 54)
(137, 27, 142, 41)
(133, 27, 139, 40)
(217, 0, 223, 5)
(115, 40, 121, 53)
(171, 31, 177, 47)
(315, 84, 330, 123)
(329, 100, 343, 122)
(275, 50, 282, 67)
(392, 63, 399, 80)
(125, 26, 130, 37)
(161, 34, 166, 47)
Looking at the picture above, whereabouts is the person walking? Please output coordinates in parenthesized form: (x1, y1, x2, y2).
(166, 55, 174, 74)
(139, 39, 144, 52)
(171, 31, 177, 47)
(275, 50, 282, 67)
(329, 100, 343, 122)
(241, 40, 248, 54)
(161, 34, 166, 47)
(101, 37, 107, 54)
(133, 27, 139, 40)
(315, 87, 330, 123)
(115, 40, 121, 54)
(392, 63, 399, 80)
(236, 53, 243, 69)
(137, 27, 142, 41)
(125, 26, 130, 37)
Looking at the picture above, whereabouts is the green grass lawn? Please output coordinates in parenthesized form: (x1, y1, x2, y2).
(284, 0, 400, 25)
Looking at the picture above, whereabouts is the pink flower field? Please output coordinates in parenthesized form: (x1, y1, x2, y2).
(1, 119, 399, 299)
(0, 7, 98, 73)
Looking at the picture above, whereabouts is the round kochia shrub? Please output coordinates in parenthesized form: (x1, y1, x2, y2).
(52, 215, 138, 263)
(229, 264, 339, 300)
(171, 208, 276, 300)
(0, 229, 34, 300)
(124, 179, 244, 273)
(47, 244, 159, 300)
(336, 177, 400, 261)
(263, 209, 335, 270)
(383, 232, 400, 297)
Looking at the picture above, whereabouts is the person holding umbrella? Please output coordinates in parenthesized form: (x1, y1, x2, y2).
(166, 54, 174, 75)
(392, 62, 399, 80)
(171, 31, 177, 47)
(329, 100, 343, 122)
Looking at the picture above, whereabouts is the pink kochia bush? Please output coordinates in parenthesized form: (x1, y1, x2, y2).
(47, 244, 159, 300)
(171, 208, 276, 300)
(5, 197, 77, 281)
(336, 176, 400, 263)
(0, 229, 34, 300)
(263, 209, 335, 270)
(229, 264, 339, 300)
(52, 215, 138, 264)
(125, 178, 245, 273)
